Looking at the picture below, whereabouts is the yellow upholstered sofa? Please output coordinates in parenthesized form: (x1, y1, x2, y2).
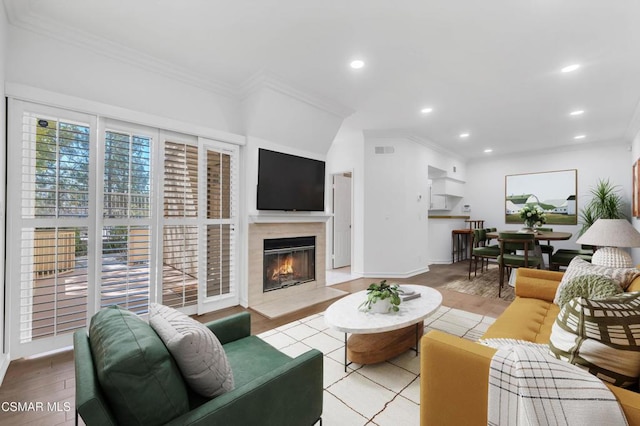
(420, 268, 640, 426)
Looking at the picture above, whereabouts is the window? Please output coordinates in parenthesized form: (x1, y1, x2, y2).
(8, 104, 94, 356)
(162, 141, 199, 309)
(100, 128, 152, 315)
(7, 100, 240, 358)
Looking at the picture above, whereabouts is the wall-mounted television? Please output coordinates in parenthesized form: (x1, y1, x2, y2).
(257, 149, 325, 211)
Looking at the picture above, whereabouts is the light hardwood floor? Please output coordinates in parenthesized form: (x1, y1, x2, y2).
(0, 261, 510, 426)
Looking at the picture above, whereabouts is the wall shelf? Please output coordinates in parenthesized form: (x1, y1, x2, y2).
(431, 177, 465, 197)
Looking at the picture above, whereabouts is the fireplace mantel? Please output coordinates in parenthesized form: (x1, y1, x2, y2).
(248, 212, 332, 224)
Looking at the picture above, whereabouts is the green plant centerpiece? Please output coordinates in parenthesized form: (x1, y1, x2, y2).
(359, 280, 403, 313)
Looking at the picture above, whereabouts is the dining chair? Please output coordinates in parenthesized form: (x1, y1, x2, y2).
(550, 245, 594, 270)
(535, 227, 554, 267)
(497, 232, 542, 297)
(468, 229, 501, 279)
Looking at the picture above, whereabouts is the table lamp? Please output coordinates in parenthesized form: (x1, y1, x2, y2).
(575, 218, 640, 268)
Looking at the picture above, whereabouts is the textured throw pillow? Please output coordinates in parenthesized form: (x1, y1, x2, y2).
(553, 257, 640, 304)
(89, 305, 189, 425)
(149, 303, 234, 397)
(555, 274, 623, 307)
(549, 292, 640, 388)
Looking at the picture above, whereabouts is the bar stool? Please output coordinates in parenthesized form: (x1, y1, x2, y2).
(452, 219, 486, 263)
(465, 219, 485, 230)
(452, 229, 473, 263)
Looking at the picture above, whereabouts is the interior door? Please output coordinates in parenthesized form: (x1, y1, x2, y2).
(333, 173, 352, 269)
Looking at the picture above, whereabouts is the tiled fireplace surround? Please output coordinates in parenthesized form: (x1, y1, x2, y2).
(247, 222, 328, 309)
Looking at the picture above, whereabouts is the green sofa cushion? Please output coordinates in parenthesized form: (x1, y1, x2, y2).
(223, 336, 293, 388)
(89, 305, 189, 426)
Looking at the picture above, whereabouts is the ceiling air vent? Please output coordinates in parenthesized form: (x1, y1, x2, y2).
(374, 146, 395, 154)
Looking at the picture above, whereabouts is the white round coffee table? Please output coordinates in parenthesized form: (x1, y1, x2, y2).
(325, 285, 442, 370)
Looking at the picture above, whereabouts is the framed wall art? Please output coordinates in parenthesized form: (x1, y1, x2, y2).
(505, 169, 578, 225)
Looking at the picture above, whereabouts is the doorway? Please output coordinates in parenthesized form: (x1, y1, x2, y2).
(332, 172, 352, 270)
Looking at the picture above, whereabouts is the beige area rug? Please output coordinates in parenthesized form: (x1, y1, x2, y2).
(441, 266, 515, 302)
(258, 306, 496, 425)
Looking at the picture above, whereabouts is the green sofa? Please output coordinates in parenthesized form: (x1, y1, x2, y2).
(74, 311, 323, 425)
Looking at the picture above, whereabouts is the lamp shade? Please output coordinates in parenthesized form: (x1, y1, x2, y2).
(576, 219, 640, 247)
(576, 219, 640, 268)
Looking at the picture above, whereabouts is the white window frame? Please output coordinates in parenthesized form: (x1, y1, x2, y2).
(198, 138, 240, 313)
(6, 99, 98, 358)
(5, 96, 243, 358)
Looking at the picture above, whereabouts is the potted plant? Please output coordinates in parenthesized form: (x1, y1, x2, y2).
(579, 179, 626, 236)
(359, 280, 403, 313)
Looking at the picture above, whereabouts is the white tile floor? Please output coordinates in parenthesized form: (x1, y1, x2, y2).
(257, 306, 496, 425)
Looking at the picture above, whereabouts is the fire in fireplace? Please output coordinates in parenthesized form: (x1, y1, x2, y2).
(263, 236, 316, 292)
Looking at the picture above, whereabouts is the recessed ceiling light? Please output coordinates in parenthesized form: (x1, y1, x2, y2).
(574, 134, 586, 140)
(350, 59, 365, 69)
(570, 110, 584, 116)
(484, 148, 493, 153)
(459, 133, 470, 138)
(420, 107, 433, 114)
(561, 64, 581, 73)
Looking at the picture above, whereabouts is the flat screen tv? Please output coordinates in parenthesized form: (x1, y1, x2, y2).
(257, 149, 325, 211)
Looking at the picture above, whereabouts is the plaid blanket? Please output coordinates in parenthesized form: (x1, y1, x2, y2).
(487, 342, 627, 426)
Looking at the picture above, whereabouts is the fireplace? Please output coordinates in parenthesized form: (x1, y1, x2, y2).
(263, 236, 316, 292)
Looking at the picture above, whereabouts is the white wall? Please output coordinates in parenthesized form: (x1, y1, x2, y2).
(326, 119, 365, 275)
(466, 143, 632, 252)
(362, 136, 432, 277)
(7, 26, 242, 134)
(0, 1, 9, 381)
(241, 82, 350, 155)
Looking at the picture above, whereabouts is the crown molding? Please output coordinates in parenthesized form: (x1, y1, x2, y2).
(5, 2, 356, 119)
(239, 71, 355, 119)
(362, 129, 465, 161)
(4, 1, 237, 98)
(6, 82, 247, 145)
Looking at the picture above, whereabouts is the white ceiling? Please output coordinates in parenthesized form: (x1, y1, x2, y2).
(5, 0, 640, 159)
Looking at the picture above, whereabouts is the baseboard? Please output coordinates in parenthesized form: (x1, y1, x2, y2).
(362, 266, 430, 279)
(429, 259, 455, 265)
(0, 352, 10, 386)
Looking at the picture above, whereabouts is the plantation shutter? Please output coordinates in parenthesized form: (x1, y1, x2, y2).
(8, 104, 94, 357)
(100, 129, 152, 315)
(162, 141, 199, 308)
(7, 100, 242, 358)
(204, 145, 237, 299)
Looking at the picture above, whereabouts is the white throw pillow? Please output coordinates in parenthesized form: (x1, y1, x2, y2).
(553, 257, 640, 305)
(149, 303, 234, 397)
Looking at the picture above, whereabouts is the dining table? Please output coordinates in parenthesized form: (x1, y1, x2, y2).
(485, 230, 572, 280)
(485, 230, 572, 242)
